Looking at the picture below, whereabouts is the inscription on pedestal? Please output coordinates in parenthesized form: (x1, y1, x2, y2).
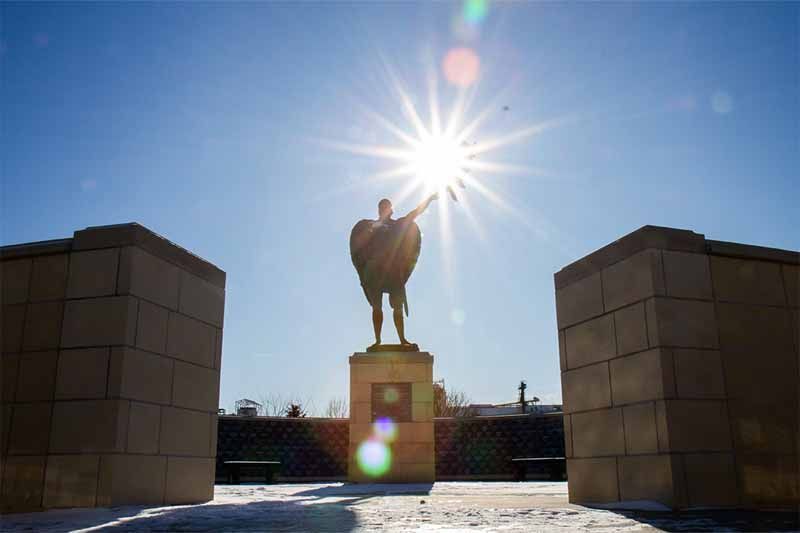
(371, 383, 411, 422)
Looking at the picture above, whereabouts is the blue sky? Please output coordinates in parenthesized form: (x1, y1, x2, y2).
(2, 2, 797, 413)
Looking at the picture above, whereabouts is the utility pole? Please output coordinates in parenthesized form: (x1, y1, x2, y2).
(518, 381, 527, 414)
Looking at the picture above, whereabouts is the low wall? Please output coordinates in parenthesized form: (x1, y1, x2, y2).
(1, 223, 225, 512)
(555, 225, 798, 509)
(436, 413, 565, 479)
(216, 413, 565, 482)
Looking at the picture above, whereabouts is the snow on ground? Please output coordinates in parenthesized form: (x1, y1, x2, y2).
(1, 482, 797, 532)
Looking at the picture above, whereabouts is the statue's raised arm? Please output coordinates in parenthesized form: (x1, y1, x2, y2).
(403, 193, 438, 222)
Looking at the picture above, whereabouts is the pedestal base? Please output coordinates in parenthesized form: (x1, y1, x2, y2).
(348, 351, 435, 483)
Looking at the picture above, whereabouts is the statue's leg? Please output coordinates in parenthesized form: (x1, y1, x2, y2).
(390, 290, 412, 345)
(370, 291, 383, 347)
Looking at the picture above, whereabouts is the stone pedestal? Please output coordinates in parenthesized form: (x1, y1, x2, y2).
(348, 351, 435, 483)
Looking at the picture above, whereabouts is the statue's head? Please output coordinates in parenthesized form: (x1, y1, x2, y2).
(378, 198, 393, 220)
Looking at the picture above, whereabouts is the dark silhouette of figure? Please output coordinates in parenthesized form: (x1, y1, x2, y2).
(350, 194, 437, 350)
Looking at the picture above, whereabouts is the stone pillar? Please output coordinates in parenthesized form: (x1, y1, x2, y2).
(555, 225, 798, 510)
(348, 351, 435, 483)
(1, 223, 225, 512)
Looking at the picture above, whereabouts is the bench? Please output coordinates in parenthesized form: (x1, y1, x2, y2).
(511, 457, 566, 481)
(224, 461, 281, 485)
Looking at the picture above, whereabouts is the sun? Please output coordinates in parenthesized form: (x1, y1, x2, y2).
(410, 134, 469, 194)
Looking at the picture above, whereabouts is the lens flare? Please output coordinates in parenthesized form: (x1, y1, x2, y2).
(373, 417, 398, 442)
(383, 387, 400, 403)
(356, 439, 392, 477)
(463, 0, 488, 24)
(443, 47, 480, 88)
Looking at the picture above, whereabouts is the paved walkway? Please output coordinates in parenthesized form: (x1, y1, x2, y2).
(1, 482, 797, 532)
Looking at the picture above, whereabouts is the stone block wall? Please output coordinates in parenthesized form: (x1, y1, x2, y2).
(1, 223, 225, 512)
(555, 225, 798, 509)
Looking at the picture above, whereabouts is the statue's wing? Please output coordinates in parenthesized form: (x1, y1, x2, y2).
(398, 221, 421, 286)
(349, 219, 374, 281)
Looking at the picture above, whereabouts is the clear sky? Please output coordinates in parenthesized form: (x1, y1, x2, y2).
(2, 2, 797, 414)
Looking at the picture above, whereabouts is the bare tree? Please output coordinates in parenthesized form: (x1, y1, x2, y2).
(324, 397, 349, 418)
(256, 393, 318, 417)
(433, 382, 474, 417)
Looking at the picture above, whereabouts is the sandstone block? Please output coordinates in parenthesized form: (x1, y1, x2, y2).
(8, 403, 52, 455)
(2, 259, 32, 304)
(684, 453, 738, 507)
(30, 254, 69, 302)
(717, 303, 795, 403)
(172, 361, 219, 412)
(127, 401, 161, 454)
(564, 314, 616, 368)
(411, 401, 434, 422)
(164, 457, 214, 504)
(647, 298, 718, 349)
(108, 347, 173, 405)
(555, 272, 603, 329)
(166, 312, 216, 368)
(1, 404, 11, 455)
(135, 299, 169, 354)
(61, 296, 137, 348)
(571, 408, 625, 457)
(660, 400, 732, 452)
(351, 383, 371, 404)
(210, 414, 218, 457)
(179, 271, 225, 327)
(782, 264, 798, 307)
(602, 249, 664, 311)
(2, 304, 25, 353)
(2, 354, 19, 402)
(710, 256, 786, 306)
(395, 422, 434, 443)
(350, 402, 371, 424)
(43, 454, 99, 508)
(55, 347, 109, 400)
(23, 301, 63, 351)
(662, 250, 712, 300)
(15, 351, 58, 402)
(558, 330, 566, 371)
(97, 454, 167, 506)
(727, 399, 796, 455)
(563, 414, 573, 457)
(1, 455, 45, 511)
(561, 362, 611, 414)
(737, 454, 798, 507)
(567, 457, 619, 503)
(411, 381, 433, 403)
(391, 442, 435, 464)
(50, 400, 128, 453)
(614, 302, 648, 356)
(623, 402, 658, 454)
(673, 349, 726, 399)
(610, 348, 675, 405)
(618, 454, 683, 507)
(65, 249, 119, 298)
(160, 407, 211, 457)
(350, 363, 432, 384)
(118, 246, 179, 309)
(214, 328, 223, 370)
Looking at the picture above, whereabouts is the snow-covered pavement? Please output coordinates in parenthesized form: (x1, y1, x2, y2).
(1, 482, 797, 532)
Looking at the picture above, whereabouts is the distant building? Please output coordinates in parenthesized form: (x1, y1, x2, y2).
(468, 402, 562, 416)
(234, 398, 262, 416)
